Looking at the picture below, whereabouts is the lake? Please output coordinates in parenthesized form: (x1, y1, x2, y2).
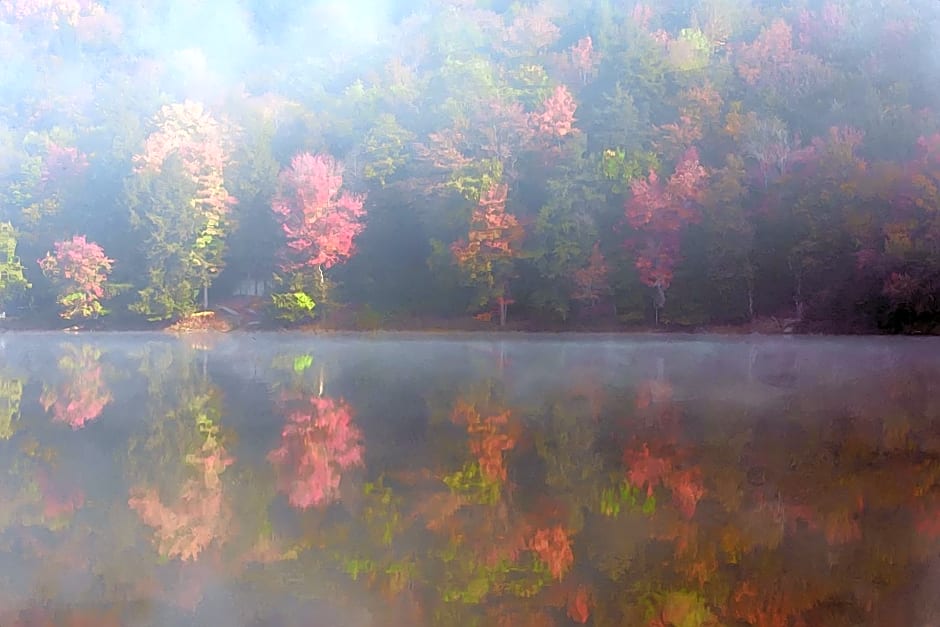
(0, 332, 938, 626)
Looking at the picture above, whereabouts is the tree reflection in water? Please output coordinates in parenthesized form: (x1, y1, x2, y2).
(0, 336, 935, 625)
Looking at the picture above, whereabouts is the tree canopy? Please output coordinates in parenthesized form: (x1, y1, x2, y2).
(1, 0, 940, 332)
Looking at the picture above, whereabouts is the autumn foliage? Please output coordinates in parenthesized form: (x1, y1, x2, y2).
(572, 243, 611, 307)
(134, 101, 235, 228)
(452, 183, 523, 324)
(1, 0, 940, 333)
(531, 85, 578, 139)
(625, 147, 708, 313)
(38, 235, 113, 320)
(271, 153, 367, 275)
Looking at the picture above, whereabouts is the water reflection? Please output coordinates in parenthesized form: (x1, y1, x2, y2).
(40, 344, 112, 430)
(0, 334, 938, 624)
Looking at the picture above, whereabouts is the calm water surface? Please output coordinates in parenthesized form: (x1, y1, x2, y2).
(1, 332, 939, 626)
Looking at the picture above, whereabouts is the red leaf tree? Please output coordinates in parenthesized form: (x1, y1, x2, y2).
(569, 36, 599, 84)
(624, 148, 708, 323)
(41, 143, 89, 183)
(271, 152, 367, 303)
(734, 18, 829, 102)
(572, 243, 612, 312)
(452, 183, 524, 326)
(530, 84, 578, 144)
(38, 235, 114, 320)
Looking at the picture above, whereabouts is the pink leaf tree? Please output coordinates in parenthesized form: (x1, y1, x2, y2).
(624, 148, 708, 323)
(38, 235, 113, 320)
(271, 152, 367, 303)
(555, 36, 600, 86)
(41, 143, 89, 183)
(530, 84, 579, 150)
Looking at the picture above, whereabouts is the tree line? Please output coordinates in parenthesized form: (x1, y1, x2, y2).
(1, 0, 939, 332)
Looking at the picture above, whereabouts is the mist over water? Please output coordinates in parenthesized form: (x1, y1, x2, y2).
(0, 333, 938, 625)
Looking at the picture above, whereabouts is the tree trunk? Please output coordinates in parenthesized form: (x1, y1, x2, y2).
(788, 257, 804, 321)
(316, 264, 327, 307)
(202, 282, 209, 310)
(747, 281, 755, 321)
(652, 283, 666, 326)
(499, 300, 507, 327)
(794, 273, 804, 321)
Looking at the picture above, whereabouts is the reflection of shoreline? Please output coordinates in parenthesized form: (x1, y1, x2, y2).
(0, 338, 937, 625)
(0, 316, 928, 336)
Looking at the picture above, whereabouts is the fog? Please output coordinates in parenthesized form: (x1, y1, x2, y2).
(4, 0, 940, 623)
(1, 0, 940, 332)
(1, 333, 940, 624)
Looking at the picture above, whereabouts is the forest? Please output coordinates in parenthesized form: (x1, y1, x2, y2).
(2, 0, 940, 333)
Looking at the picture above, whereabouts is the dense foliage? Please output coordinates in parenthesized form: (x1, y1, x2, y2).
(2, 0, 940, 331)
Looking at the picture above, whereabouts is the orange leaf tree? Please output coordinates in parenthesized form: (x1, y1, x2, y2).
(452, 183, 524, 326)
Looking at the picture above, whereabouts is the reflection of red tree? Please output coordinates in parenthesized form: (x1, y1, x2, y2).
(916, 499, 940, 538)
(783, 496, 863, 546)
(451, 400, 517, 482)
(40, 346, 112, 430)
(625, 443, 705, 519)
(528, 525, 574, 580)
(635, 379, 673, 409)
(627, 378, 705, 518)
(492, 605, 556, 627)
(268, 396, 364, 509)
(36, 471, 84, 521)
(567, 584, 593, 623)
(0, 607, 122, 627)
(128, 436, 233, 561)
(729, 580, 813, 627)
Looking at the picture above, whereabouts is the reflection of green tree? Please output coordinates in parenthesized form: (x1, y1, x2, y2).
(0, 437, 87, 546)
(127, 387, 233, 561)
(125, 343, 234, 562)
(0, 373, 24, 440)
(443, 461, 501, 505)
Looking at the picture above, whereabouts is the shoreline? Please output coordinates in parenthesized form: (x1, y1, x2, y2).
(0, 324, 934, 338)
(0, 308, 933, 338)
